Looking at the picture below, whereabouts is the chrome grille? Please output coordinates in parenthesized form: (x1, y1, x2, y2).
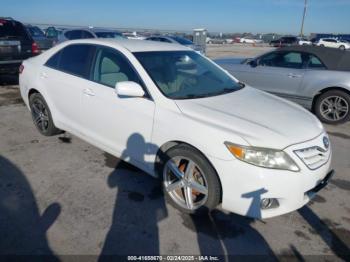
(294, 146, 330, 170)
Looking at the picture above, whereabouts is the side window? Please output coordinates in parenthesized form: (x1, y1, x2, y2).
(92, 47, 140, 87)
(59, 44, 95, 78)
(259, 52, 303, 69)
(45, 51, 61, 69)
(81, 30, 94, 39)
(307, 55, 326, 69)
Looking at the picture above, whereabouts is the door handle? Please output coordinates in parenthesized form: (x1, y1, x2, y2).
(83, 88, 95, 96)
(40, 72, 48, 79)
(288, 73, 302, 78)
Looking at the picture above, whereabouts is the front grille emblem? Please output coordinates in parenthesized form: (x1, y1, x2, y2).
(323, 136, 330, 150)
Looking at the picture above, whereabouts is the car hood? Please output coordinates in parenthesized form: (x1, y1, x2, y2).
(174, 87, 324, 149)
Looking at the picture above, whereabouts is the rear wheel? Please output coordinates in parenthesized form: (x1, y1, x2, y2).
(160, 144, 221, 215)
(29, 93, 61, 136)
(339, 45, 345, 51)
(314, 90, 350, 124)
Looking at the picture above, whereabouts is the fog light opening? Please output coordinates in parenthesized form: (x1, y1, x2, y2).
(260, 198, 279, 210)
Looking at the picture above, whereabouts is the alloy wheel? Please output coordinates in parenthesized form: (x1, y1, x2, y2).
(163, 156, 208, 211)
(320, 95, 349, 122)
(31, 99, 50, 132)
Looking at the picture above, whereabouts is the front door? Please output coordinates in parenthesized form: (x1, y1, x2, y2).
(81, 46, 155, 169)
(239, 51, 306, 98)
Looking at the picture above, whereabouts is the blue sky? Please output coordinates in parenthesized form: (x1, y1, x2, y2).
(1, 0, 349, 34)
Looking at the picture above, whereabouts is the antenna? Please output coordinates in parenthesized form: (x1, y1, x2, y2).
(300, 0, 308, 37)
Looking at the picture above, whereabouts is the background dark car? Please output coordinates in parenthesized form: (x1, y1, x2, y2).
(57, 28, 125, 43)
(0, 17, 39, 76)
(270, 36, 298, 47)
(145, 35, 204, 54)
(26, 25, 54, 51)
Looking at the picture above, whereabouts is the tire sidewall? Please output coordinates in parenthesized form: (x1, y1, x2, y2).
(159, 145, 222, 215)
(29, 93, 59, 136)
(315, 90, 350, 124)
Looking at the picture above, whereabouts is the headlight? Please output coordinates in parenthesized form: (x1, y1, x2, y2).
(224, 142, 300, 172)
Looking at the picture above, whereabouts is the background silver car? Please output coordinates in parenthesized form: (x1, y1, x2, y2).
(216, 46, 350, 124)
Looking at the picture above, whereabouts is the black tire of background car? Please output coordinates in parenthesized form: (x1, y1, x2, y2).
(29, 93, 62, 136)
(315, 90, 350, 124)
(159, 144, 222, 215)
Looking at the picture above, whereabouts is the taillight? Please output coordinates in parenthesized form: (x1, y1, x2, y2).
(32, 42, 39, 54)
(19, 64, 24, 74)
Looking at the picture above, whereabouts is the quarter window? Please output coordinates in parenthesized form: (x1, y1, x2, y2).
(92, 47, 140, 87)
(45, 51, 61, 69)
(307, 55, 326, 69)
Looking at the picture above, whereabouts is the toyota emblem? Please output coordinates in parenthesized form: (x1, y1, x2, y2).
(323, 136, 330, 149)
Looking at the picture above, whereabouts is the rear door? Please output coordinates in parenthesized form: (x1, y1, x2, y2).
(42, 44, 96, 131)
(80, 46, 155, 168)
(0, 19, 32, 64)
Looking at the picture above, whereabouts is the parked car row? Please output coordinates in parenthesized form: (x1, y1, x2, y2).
(270, 36, 350, 50)
(1, 17, 205, 76)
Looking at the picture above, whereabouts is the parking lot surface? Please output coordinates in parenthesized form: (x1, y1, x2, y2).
(0, 45, 349, 260)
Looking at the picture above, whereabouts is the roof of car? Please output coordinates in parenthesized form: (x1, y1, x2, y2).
(90, 28, 122, 33)
(65, 38, 190, 52)
(278, 45, 350, 71)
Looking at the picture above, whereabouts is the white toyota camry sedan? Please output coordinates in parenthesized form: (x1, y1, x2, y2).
(19, 39, 333, 219)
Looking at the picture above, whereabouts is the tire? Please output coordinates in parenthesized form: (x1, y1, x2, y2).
(159, 144, 221, 215)
(339, 45, 345, 51)
(29, 93, 61, 136)
(320, 44, 325, 47)
(314, 90, 350, 124)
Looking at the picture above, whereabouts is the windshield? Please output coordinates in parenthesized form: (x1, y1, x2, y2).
(28, 26, 45, 37)
(95, 32, 125, 39)
(169, 36, 193, 45)
(134, 51, 242, 99)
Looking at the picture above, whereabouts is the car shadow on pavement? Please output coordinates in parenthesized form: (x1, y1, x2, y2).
(0, 155, 61, 259)
(298, 206, 350, 260)
(99, 134, 168, 260)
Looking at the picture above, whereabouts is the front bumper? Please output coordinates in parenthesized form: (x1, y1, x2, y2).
(210, 133, 333, 219)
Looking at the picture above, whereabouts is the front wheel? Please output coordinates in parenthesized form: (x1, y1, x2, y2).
(339, 45, 345, 51)
(314, 90, 350, 124)
(29, 93, 61, 136)
(160, 144, 221, 215)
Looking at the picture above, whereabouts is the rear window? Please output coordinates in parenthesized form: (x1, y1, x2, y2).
(0, 20, 30, 40)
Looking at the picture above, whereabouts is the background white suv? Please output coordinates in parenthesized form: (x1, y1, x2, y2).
(317, 38, 350, 50)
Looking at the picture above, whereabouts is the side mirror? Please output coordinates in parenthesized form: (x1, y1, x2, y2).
(249, 60, 258, 67)
(115, 81, 145, 98)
